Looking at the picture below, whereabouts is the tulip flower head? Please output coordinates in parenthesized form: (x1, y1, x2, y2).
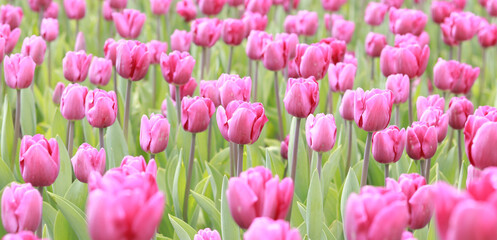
(1, 183, 42, 233)
(372, 125, 406, 164)
(20, 134, 60, 187)
(244, 217, 301, 240)
(140, 114, 171, 154)
(283, 77, 319, 118)
(354, 88, 394, 132)
(71, 143, 106, 183)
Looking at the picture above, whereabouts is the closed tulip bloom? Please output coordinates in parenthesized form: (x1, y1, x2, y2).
(176, 0, 197, 22)
(344, 52, 358, 66)
(63, 0, 85, 20)
(463, 108, 497, 169)
(217, 101, 268, 145)
(295, 11, 318, 37)
(372, 126, 406, 164)
(246, 31, 272, 61)
(222, 19, 245, 46)
(478, 23, 497, 48)
(74, 32, 86, 51)
(305, 114, 337, 152)
(71, 143, 106, 183)
(394, 33, 430, 48)
(52, 82, 65, 105)
(443, 199, 497, 240)
(40, 18, 58, 42)
(431, 1, 455, 24)
(60, 83, 88, 120)
(364, 2, 388, 26)
(194, 228, 221, 240)
(160, 51, 195, 86)
(140, 114, 170, 154)
(416, 94, 445, 119)
(448, 97, 473, 130)
(0, 5, 22, 30)
(116, 40, 150, 81)
(181, 96, 215, 133)
(103, 38, 118, 66)
(147, 40, 168, 64)
(1, 183, 42, 234)
(466, 165, 482, 187)
(340, 90, 355, 121)
(487, 0, 497, 16)
(200, 80, 221, 107)
(244, 217, 301, 240)
(150, 0, 171, 15)
(433, 183, 472, 240)
(277, 33, 299, 61)
(0, 24, 20, 55)
(442, 12, 481, 42)
(433, 58, 480, 94)
(87, 171, 164, 240)
(85, 89, 118, 128)
(217, 74, 251, 107)
(169, 77, 197, 102)
(227, 0, 243, 6)
(245, 0, 272, 15)
(332, 19, 355, 44)
(21, 36, 46, 66)
(20, 134, 59, 187)
(44, 2, 59, 19)
(381, 0, 403, 8)
(354, 88, 394, 132)
(389, 8, 427, 36)
(406, 121, 438, 160)
(113, 9, 146, 39)
(283, 15, 298, 35)
(119, 156, 157, 177)
(321, 0, 347, 11)
(284, 77, 319, 118)
(298, 43, 332, 80)
(27, 0, 52, 12)
(89, 58, 112, 86)
(329, 62, 356, 93)
(102, 1, 114, 21)
(386, 74, 410, 104)
(109, 0, 127, 10)
(263, 34, 299, 71)
(62, 51, 92, 83)
(242, 12, 267, 37)
(380, 44, 430, 78)
(4, 231, 47, 240)
(345, 186, 409, 240)
(191, 18, 222, 48)
(170, 30, 191, 52)
(199, 0, 226, 16)
(365, 32, 387, 57)
(281, 135, 289, 160)
(227, 167, 294, 229)
(4, 54, 35, 89)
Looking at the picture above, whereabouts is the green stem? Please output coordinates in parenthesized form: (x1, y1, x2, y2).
(176, 85, 181, 124)
(11, 89, 21, 171)
(207, 118, 212, 161)
(183, 133, 196, 221)
(36, 186, 43, 238)
(68, 121, 75, 158)
(227, 46, 233, 73)
(317, 152, 322, 177)
(99, 128, 105, 149)
(237, 144, 244, 176)
(360, 132, 373, 187)
(346, 121, 353, 172)
(123, 80, 132, 140)
(274, 71, 284, 140)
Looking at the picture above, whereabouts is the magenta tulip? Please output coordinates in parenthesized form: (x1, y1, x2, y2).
(147, 40, 168, 65)
(119, 156, 157, 178)
(448, 96, 474, 130)
(4, 54, 35, 89)
(44, 2, 59, 19)
(329, 62, 356, 93)
(283, 77, 319, 118)
(21, 36, 46, 66)
(431, 1, 456, 24)
(20, 134, 59, 187)
(281, 135, 289, 160)
(169, 77, 197, 102)
(305, 113, 337, 152)
(244, 217, 301, 240)
(1, 183, 42, 233)
(340, 90, 355, 121)
(354, 88, 393, 132)
(103, 38, 118, 66)
(194, 228, 221, 240)
(150, 0, 172, 15)
(389, 8, 428, 36)
(246, 31, 272, 61)
(116, 40, 150, 81)
(321, 0, 347, 11)
(217, 74, 251, 108)
(0, 5, 23, 30)
(63, 0, 86, 20)
(380, 44, 430, 78)
(406, 121, 438, 160)
(28, 0, 52, 12)
(176, 0, 197, 22)
(181, 96, 215, 133)
(478, 22, 497, 48)
(386, 74, 410, 104)
(433, 58, 480, 94)
(222, 19, 245, 46)
(245, 0, 272, 15)
(40, 18, 58, 42)
(60, 83, 88, 120)
(463, 106, 497, 169)
(85, 89, 118, 128)
(191, 18, 222, 48)
(103, 1, 114, 21)
(170, 30, 191, 52)
(441, 12, 481, 43)
(62, 50, 92, 83)
(332, 18, 355, 44)
(52, 82, 65, 105)
(89, 57, 112, 86)
(416, 94, 445, 120)
(112, 9, 146, 39)
(108, 0, 127, 10)
(140, 114, 170, 154)
(74, 31, 86, 52)
(262, 34, 299, 71)
(364, 2, 388, 26)
(372, 126, 406, 164)
(200, 80, 221, 107)
(71, 143, 106, 183)
(160, 51, 195, 86)
(365, 32, 387, 58)
(242, 12, 267, 38)
(227, 0, 243, 6)
(199, 0, 226, 16)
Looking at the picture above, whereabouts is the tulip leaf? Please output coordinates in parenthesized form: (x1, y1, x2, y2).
(0, 158, 14, 190)
(105, 121, 128, 169)
(49, 109, 67, 143)
(48, 192, 90, 240)
(205, 162, 223, 203)
(330, 220, 344, 240)
(42, 202, 57, 238)
(53, 211, 77, 240)
(20, 89, 37, 136)
(307, 170, 323, 240)
(64, 180, 88, 211)
(172, 150, 185, 217)
(340, 169, 360, 222)
(191, 190, 221, 230)
(220, 176, 241, 240)
(168, 215, 196, 240)
(1, 98, 14, 171)
(322, 146, 341, 199)
(53, 136, 72, 196)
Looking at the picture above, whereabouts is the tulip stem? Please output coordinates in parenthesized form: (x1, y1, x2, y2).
(360, 132, 373, 187)
(113, 68, 121, 125)
(253, 61, 259, 101)
(457, 130, 463, 173)
(317, 152, 322, 177)
(384, 164, 389, 182)
(370, 57, 375, 82)
(11, 89, 21, 171)
(274, 71, 284, 140)
(68, 121, 75, 158)
(425, 158, 431, 182)
(47, 43, 51, 87)
(420, 159, 426, 179)
(227, 46, 233, 73)
(183, 133, 196, 221)
(153, 65, 157, 108)
(457, 43, 462, 62)
(286, 117, 301, 221)
(175, 85, 181, 124)
(38, 8, 44, 34)
(480, 49, 486, 103)
(123, 80, 132, 140)
(156, 15, 161, 41)
(346, 121, 353, 172)
(327, 90, 333, 114)
(99, 128, 105, 149)
(200, 47, 206, 80)
(75, 20, 79, 36)
(36, 186, 43, 238)
(237, 144, 244, 176)
(97, 2, 102, 52)
(150, 154, 155, 160)
(408, 79, 413, 125)
(207, 118, 212, 161)
(449, 46, 453, 60)
(229, 142, 235, 176)
(395, 104, 400, 126)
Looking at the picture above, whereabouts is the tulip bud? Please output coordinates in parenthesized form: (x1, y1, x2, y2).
(354, 88, 394, 132)
(372, 126, 406, 164)
(63, 0, 86, 20)
(365, 32, 387, 57)
(52, 82, 65, 105)
(200, 80, 221, 107)
(389, 8, 428, 36)
(191, 18, 222, 48)
(432, 58, 480, 94)
(62, 50, 92, 83)
(406, 121, 438, 160)
(4, 54, 35, 89)
(364, 2, 388, 26)
(109, 0, 127, 10)
(242, 12, 267, 37)
(20, 134, 60, 187)
(104, 38, 118, 66)
(340, 90, 355, 121)
(170, 77, 197, 102)
(217, 74, 251, 108)
(448, 96, 474, 130)
(464, 107, 497, 169)
(332, 19, 355, 44)
(21, 35, 46, 66)
(305, 114, 337, 152)
(329, 62, 356, 93)
(263, 35, 299, 71)
(295, 11, 318, 37)
(227, 0, 243, 6)
(245, 0, 272, 15)
(386, 74, 410, 104)
(199, 0, 226, 16)
(416, 94, 445, 120)
(317, 38, 346, 64)
(181, 96, 215, 133)
(140, 114, 170, 154)
(284, 15, 297, 34)
(112, 9, 146, 39)
(222, 18, 245, 46)
(281, 135, 290, 160)
(116, 40, 150, 81)
(71, 143, 106, 183)
(103, 1, 114, 21)
(244, 217, 301, 240)
(246, 31, 272, 61)
(160, 51, 195, 86)
(85, 89, 118, 128)
(0, 5, 23, 30)
(74, 32, 86, 52)
(441, 12, 481, 43)
(150, 0, 171, 15)
(194, 228, 221, 240)
(478, 22, 497, 48)
(89, 57, 112, 86)
(176, 0, 197, 22)
(60, 83, 88, 120)
(1, 183, 42, 233)
(146, 40, 168, 65)
(284, 77, 319, 118)
(44, 2, 59, 19)
(28, 0, 52, 12)
(431, 1, 456, 24)
(170, 30, 192, 52)
(382, 0, 403, 8)
(120, 156, 157, 178)
(297, 43, 332, 80)
(0, 24, 21, 55)
(321, 0, 347, 11)
(380, 44, 430, 78)
(40, 18, 58, 42)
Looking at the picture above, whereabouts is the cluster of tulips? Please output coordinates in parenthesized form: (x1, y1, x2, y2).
(0, 0, 497, 238)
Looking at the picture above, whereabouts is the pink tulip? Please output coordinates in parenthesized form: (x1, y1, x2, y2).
(283, 15, 298, 35)
(386, 74, 410, 104)
(432, 58, 479, 94)
(478, 22, 497, 48)
(402, 231, 417, 240)
(344, 51, 357, 66)
(244, 217, 301, 240)
(227, 0, 244, 6)
(0, 5, 22, 30)
(324, 13, 343, 32)
(199, 0, 226, 16)
(160, 51, 195, 86)
(169, 77, 197, 102)
(20, 134, 60, 187)
(200, 80, 221, 107)
(416, 94, 445, 120)
(372, 126, 406, 164)
(227, 167, 294, 229)
(140, 114, 170, 154)
(466, 165, 482, 187)
(364, 2, 388, 26)
(284, 77, 319, 118)
(277, 33, 299, 61)
(294, 43, 332, 80)
(40, 18, 58, 42)
(21, 35, 46, 66)
(44, 2, 59, 19)
(27, 0, 52, 12)
(245, 0, 272, 15)
(332, 18, 355, 43)
(463, 107, 497, 169)
(380, 44, 430, 78)
(4, 54, 35, 89)
(87, 170, 164, 240)
(63, 0, 86, 20)
(176, 0, 197, 22)
(222, 19, 245, 46)
(104, 38, 118, 66)
(216, 74, 251, 107)
(170, 30, 191, 52)
(263, 36, 298, 71)
(119, 156, 157, 178)
(281, 135, 289, 159)
(85, 89, 118, 128)
(354, 88, 393, 132)
(406, 121, 438, 160)
(112, 9, 146, 39)
(432, 183, 470, 240)
(431, 1, 456, 24)
(365, 32, 387, 57)
(329, 62, 356, 93)
(0, 24, 20, 55)
(305, 113, 337, 152)
(89, 57, 112, 86)
(487, 0, 497, 16)
(194, 228, 221, 240)
(340, 90, 355, 121)
(102, 1, 114, 21)
(441, 12, 481, 43)
(321, 0, 347, 11)
(62, 50, 92, 83)
(150, 0, 171, 15)
(52, 82, 65, 105)
(246, 30, 272, 61)
(60, 83, 88, 120)
(345, 186, 409, 240)
(71, 143, 106, 183)
(381, 0, 403, 8)
(3, 231, 46, 240)
(74, 32, 86, 51)
(217, 101, 268, 145)
(242, 12, 267, 37)
(181, 96, 215, 133)
(447, 96, 473, 130)
(147, 40, 168, 64)
(191, 18, 222, 48)
(116, 40, 150, 81)
(386, 174, 434, 229)
(295, 11, 318, 37)
(1, 183, 42, 233)
(466, 167, 497, 201)
(394, 33, 430, 48)
(389, 8, 427, 36)
(161, 99, 168, 117)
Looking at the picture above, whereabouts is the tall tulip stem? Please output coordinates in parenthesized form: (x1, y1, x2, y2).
(237, 144, 244, 176)
(370, 57, 375, 82)
(480, 49, 486, 103)
(113, 68, 121, 124)
(75, 20, 79, 35)
(286, 117, 301, 222)
(97, 2, 102, 52)
(123, 80, 132, 140)
(48, 43, 51, 86)
(420, 159, 426, 179)
(408, 79, 413, 125)
(449, 46, 453, 60)
(425, 158, 431, 181)
(36, 186, 43, 238)
(68, 121, 75, 158)
(274, 71, 284, 140)
(457, 43, 462, 62)
(99, 128, 105, 149)
(384, 164, 389, 182)
(229, 142, 235, 176)
(317, 152, 322, 177)
(200, 47, 206, 80)
(11, 89, 21, 171)
(360, 132, 373, 187)
(207, 118, 212, 161)
(346, 121, 353, 172)
(153, 65, 157, 108)
(156, 15, 161, 41)
(175, 85, 181, 124)
(457, 130, 463, 173)
(183, 133, 196, 221)
(227, 46, 234, 73)
(253, 61, 259, 101)
(395, 104, 400, 126)
(38, 8, 44, 34)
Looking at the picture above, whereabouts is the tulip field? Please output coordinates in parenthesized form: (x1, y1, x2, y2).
(2, 0, 497, 239)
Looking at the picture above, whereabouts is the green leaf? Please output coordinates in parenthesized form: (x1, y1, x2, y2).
(0, 158, 15, 190)
(191, 190, 221, 230)
(287, 117, 310, 201)
(42, 202, 57, 239)
(168, 215, 196, 240)
(340, 169, 360, 221)
(1, 98, 14, 171)
(52, 136, 72, 196)
(221, 176, 240, 240)
(105, 122, 128, 169)
(205, 162, 223, 201)
(48, 192, 90, 240)
(172, 150, 185, 217)
(20, 89, 36, 136)
(307, 170, 323, 240)
(64, 180, 88, 211)
(53, 211, 78, 240)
